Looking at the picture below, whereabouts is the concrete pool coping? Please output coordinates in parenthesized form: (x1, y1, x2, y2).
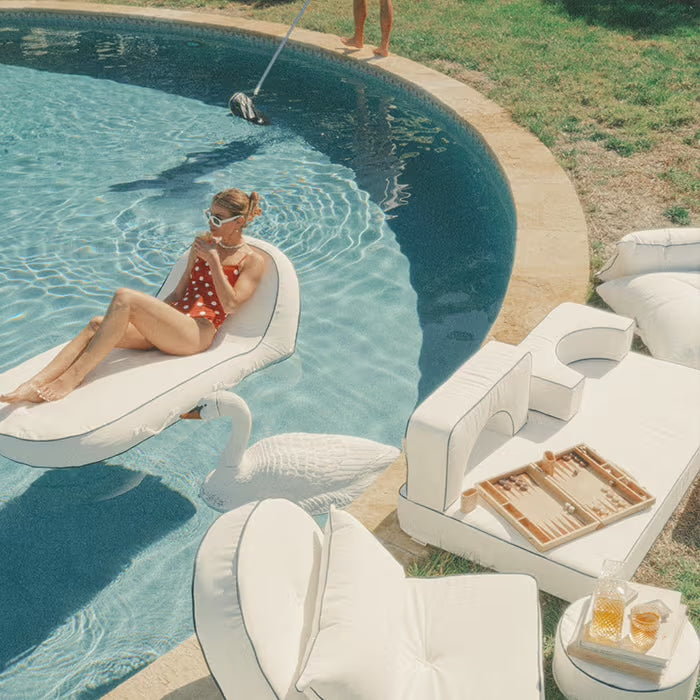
(1, 3, 590, 697)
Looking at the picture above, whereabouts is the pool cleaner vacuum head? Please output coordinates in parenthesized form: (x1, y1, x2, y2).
(229, 92, 269, 126)
(228, 0, 311, 126)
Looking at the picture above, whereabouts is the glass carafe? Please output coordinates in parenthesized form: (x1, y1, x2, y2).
(589, 560, 628, 644)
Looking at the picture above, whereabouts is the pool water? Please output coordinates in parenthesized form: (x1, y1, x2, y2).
(0, 15, 515, 698)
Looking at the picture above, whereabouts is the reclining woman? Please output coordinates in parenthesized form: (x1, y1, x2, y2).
(1, 188, 265, 404)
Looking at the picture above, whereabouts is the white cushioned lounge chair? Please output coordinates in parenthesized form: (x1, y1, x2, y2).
(0, 238, 299, 467)
(399, 302, 700, 601)
(596, 228, 700, 370)
(193, 498, 544, 700)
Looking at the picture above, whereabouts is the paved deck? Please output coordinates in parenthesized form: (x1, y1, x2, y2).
(0, 4, 590, 697)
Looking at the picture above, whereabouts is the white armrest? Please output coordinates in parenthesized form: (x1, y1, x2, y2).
(405, 341, 531, 512)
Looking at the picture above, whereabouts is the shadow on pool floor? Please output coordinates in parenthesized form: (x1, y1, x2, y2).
(0, 463, 195, 671)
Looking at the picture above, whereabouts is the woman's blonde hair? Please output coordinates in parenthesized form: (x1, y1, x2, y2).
(213, 188, 262, 227)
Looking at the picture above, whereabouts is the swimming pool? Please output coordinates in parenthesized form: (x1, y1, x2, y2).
(0, 12, 515, 697)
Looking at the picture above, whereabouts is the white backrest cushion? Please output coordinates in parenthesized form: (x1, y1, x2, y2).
(598, 228, 700, 281)
(238, 500, 324, 698)
(597, 271, 700, 369)
(193, 499, 322, 700)
(296, 506, 405, 700)
(518, 302, 633, 420)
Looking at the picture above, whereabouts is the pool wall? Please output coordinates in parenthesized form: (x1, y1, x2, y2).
(0, 3, 590, 698)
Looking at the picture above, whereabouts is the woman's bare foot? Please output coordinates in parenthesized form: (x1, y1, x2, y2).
(374, 45, 389, 57)
(38, 371, 83, 402)
(342, 36, 364, 49)
(0, 381, 44, 403)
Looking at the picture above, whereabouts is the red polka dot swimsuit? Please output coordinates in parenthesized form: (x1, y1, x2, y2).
(170, 255, 247, 330)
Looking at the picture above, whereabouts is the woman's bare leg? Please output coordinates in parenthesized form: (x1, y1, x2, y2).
(342, 0, 367, 48)
(0, 316, 157, 404)
(0, 318, 105, 403)
(38, 288, 215, 401)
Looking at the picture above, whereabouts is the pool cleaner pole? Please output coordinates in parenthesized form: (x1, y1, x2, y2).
(254, 0, 312, 97)
(229, 0, 312, 125)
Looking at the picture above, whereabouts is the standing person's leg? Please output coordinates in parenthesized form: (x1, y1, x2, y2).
(375, 0, 394, 56)
(342, 0, 368, 48)
(38, 288, 215, 401)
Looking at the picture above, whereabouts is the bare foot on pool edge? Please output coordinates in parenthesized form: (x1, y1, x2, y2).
(342, 36, 364, 49)
(0, 382, 44, 403)
(373, 45, 389, 57)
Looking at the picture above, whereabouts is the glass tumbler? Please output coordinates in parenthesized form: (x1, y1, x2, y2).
(629, 601, 668, 651)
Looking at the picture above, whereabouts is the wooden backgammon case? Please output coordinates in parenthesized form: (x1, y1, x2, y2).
(460, 444, 655, 551)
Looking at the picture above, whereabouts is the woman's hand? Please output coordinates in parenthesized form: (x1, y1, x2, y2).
(193, 234, 220, 267)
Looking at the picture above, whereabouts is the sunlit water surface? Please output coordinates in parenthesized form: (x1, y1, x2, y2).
(0, 16, 514, 698)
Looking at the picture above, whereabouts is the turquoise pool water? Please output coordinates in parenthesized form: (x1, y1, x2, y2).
(0, 14, 515, 697)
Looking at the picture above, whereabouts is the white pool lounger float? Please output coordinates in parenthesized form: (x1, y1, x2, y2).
(0, 238, 300, 468)
(398, 303, 700, 601)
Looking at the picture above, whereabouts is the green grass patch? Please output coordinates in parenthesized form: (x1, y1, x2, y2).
(407, 548, 488, 577)
(603, 135, 652, 156)
(660, 167, 700, 208)
(589, 240, 606, 270)
(663, 205, 692, 225)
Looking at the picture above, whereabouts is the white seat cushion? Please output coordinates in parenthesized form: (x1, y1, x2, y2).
(597, 272, 700, 369)
(296, 506, 405, 700)
(598, 228, 700, 281)
(398, 574, 543, 700)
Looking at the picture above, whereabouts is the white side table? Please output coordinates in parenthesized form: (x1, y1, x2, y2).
(553, 596, 699, 700)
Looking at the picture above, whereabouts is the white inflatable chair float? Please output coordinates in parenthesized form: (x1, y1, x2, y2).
(193, 498, 544, 700)
(182, 391, 400, 514)
(0, 238, 299, 468)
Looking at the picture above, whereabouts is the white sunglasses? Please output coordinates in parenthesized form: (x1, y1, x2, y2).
(204, 209, 243, 228)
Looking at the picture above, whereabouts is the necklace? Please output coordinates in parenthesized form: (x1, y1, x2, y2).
(215, 239, 245, 251)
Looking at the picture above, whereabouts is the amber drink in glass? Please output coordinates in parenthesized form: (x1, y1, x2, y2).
(630, 608, 661, 651)
(589, 560, 627, 644)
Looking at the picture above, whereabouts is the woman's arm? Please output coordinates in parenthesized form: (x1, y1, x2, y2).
(162, 244, 198, 304)
(208, 250, 266, 314)
(193, 237, 265, 314)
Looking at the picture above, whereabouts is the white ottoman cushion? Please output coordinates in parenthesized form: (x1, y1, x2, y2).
(296, 506, 405, 700)
(598, 228, 700, 281)
(398, 574, 543, 700)
(597, 271, 700, 369)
